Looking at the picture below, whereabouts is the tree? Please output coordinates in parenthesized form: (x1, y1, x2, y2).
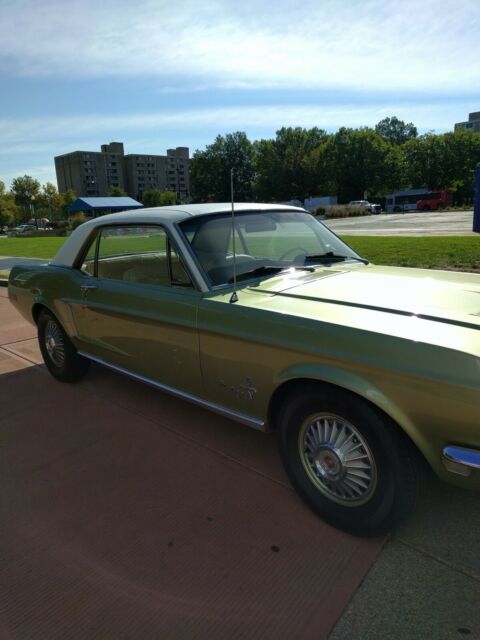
(0, 181, 21, 226)
(60, 189, 77, 219)
(143, 189, 163, 207)
(108, 185, 127, 196)
(401, 129, 480, 203)
(11, 175, 41, 218)
(190, 132, 254, 202)
(311, 128, 398, 202)
(159, 190, 177, 205)
(142, 189, 177, 207)
(253, 127, 328, 201)
(36, 182, 64, 218)
(375, 116, 417, 145)
(401, 134, 447, 190)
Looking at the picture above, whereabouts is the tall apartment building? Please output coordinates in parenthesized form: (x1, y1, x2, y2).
(55, 142, 190, 201)
(454, 111, 480, 133)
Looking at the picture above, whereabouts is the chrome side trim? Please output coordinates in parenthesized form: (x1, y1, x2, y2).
(442, 445, 480, 476)
(78, 351, 266, 431)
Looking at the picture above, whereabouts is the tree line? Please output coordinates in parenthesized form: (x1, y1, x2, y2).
(190, 117, 480, 205)
(2, 116, 479, 226)
(0, 176, 177, 227)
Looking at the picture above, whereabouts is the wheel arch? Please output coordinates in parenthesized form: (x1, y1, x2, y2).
(32, 301, 54, 325)
(32, 301, 77, 341)
(267, 374, 429, 468)
(32, 302, 49, 324)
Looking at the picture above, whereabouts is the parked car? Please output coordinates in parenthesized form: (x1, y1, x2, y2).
(15, 224, 37, 234)
(348, 200, 382, 214)
(8, 204, 480, 536)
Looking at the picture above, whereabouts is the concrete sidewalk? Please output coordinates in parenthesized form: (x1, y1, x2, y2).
(0, 290, 382, 639)
(0, 256, 49, 270)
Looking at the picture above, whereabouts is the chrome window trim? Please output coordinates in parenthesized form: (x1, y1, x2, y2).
(75, 222, 201, 291)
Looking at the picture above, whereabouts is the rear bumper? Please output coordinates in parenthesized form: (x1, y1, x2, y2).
(442, 445, 480, 477)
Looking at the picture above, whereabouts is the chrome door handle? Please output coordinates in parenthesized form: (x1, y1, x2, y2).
(80, 283, 98, 297)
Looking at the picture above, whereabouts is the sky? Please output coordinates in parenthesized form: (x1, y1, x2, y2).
(0, 0, 479, 188)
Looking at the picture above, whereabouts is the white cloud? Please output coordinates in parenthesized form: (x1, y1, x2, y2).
(0, 101, 467, 153)
(0, 99, 475, 185)
(0, 165, 57, 188)
(0, 0, 478, 92)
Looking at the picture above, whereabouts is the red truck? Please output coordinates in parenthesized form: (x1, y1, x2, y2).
(416, 190, 452, 211)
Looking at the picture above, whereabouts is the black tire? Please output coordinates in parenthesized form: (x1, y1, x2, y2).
(277, 385, 417, 537)
(38, 309, 90, 382)
(422, 205, 430, 212)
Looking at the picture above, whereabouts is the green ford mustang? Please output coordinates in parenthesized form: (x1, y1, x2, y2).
(8, 203, 480, 536)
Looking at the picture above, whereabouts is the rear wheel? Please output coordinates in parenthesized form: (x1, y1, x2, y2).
(277, 385, 417, 536)
(38, 309, 90, 382)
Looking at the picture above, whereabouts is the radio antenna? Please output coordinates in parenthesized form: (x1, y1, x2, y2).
(229, 168, 238, 303)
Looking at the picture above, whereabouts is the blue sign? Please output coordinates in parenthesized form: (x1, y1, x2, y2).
(474, 165, 480, 233)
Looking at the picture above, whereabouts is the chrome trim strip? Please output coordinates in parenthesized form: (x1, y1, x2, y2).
(442, 445, 480, 470)
(78, 351, 266, 431)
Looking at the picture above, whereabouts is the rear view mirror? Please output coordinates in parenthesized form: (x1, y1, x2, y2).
(244, 218, 277, 233)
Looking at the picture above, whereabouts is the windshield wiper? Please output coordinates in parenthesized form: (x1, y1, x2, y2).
(304, 252, 367, 265)
(228, 265, 285, 283)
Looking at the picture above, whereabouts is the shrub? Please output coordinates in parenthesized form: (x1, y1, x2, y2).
(69, 213, 87, 230)
(13, 229, 66, 238)
(325, 205, 369, 218)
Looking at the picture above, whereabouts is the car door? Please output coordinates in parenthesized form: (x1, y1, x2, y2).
(68, 224, 202, 396)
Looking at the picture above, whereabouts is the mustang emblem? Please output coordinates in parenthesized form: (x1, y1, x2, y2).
(220, 376, 257, 401)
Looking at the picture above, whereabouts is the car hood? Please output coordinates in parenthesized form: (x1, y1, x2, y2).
(252, 264, 480, 325)
(239, 263, 480, 355)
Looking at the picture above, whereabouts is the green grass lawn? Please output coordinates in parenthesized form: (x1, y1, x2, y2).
(344, 236, 480, 272)
(1, 235, 479, 272)
(0, 237, 66, 259)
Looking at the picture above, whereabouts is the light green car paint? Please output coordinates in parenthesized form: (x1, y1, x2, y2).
(8, 204, 480, 493)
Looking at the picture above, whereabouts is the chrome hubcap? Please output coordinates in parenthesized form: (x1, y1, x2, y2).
(299, 413, 377, 506)
(44, 320, 65, 368)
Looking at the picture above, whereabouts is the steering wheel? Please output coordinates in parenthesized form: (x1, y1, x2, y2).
(225, 253, 256, 263)
(278, 246, 306, 261)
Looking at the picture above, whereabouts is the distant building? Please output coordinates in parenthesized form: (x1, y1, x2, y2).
(68, 197, 144, 218)
(454, 111, 480, 133)
(55, 142, 190, 202)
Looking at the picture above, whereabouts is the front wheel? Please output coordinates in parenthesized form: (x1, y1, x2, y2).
(277, 386, 417, 536)
(38, 309, 90, 382)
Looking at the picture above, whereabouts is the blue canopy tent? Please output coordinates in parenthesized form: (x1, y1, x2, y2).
(69, 197, 144, 218)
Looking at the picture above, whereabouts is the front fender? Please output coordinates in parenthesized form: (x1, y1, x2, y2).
(273, 362, 428, 460)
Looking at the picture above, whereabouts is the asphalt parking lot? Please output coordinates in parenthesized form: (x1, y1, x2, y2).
(324, 209, 476, 236)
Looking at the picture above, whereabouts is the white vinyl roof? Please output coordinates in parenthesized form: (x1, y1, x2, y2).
(51, 202, 306, 267)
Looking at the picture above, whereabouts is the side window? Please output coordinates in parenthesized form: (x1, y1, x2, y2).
(80, 234, 98, 275)
(97, 225, 192, 288)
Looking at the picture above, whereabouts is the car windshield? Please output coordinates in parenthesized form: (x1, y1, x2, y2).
(180, 209, 365, 286)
